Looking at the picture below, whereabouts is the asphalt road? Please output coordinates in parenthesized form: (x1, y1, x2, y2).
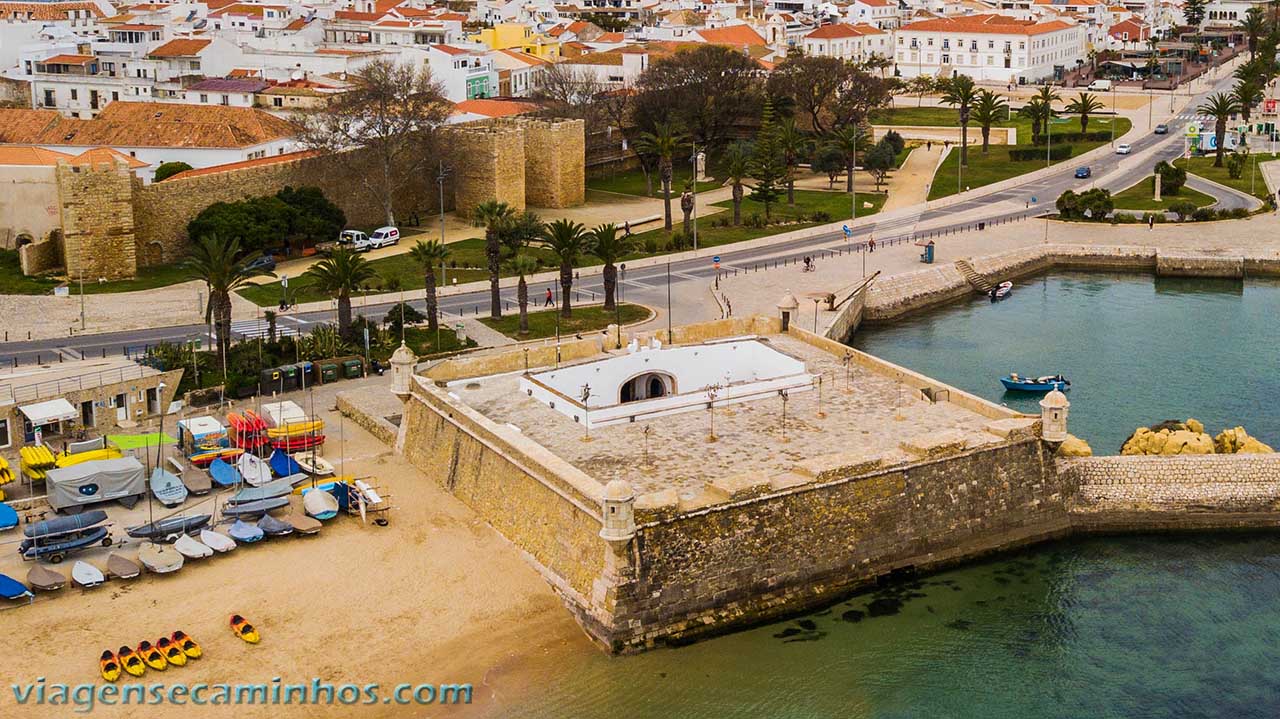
(0, 72, 1256, 366)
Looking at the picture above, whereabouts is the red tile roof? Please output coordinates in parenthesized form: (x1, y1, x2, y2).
(694, 25, 767, 46)
(41, 54, 96, 65)
(0, 146, 74, 166)
(0, 1, 103, 21)
(149, 38, 211, 57)
(0, 102, 298, 149)
(452, 99, 539, 118)
(901, 14, 1075, 35)
(805, 23, 865, 39)
(165, 150, 321, 181)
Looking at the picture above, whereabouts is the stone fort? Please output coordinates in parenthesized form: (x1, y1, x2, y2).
(16, 116, 585, 280)
(353, 308, 1280, 653)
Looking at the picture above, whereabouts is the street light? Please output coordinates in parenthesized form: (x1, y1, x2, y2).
(690, 146, 699, 250)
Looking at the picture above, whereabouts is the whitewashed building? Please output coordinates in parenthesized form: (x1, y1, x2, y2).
(894, 14, 1085, 83)
(802, 23, 892, 62)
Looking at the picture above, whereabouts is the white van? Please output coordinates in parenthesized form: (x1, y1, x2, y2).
(1087, 79, 1112, 91)
(368, 226, 400, 248)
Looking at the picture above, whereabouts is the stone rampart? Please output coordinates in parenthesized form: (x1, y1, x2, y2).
(604, 438, 1066, 650)
(58, 160, 137, 280)
(446, 123, 527, 217)
(18, 236, 62, 276)
(512, 117, 586, 208)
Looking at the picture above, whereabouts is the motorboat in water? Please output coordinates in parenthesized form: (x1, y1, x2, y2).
(1000, 373, 1070, 392)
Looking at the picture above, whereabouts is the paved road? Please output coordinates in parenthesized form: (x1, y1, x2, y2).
(0, 72, 1254, 366)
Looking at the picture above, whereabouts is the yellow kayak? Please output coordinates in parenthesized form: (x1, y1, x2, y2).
(20, 445, 56, 469)
(55, 446, 123, 468)
(266, 420, 324, 439)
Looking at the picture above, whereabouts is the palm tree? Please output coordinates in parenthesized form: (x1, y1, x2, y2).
(723, 141, 752, 226)
(182, 234, 273, 368)
(778, 119, 808, 205)
(1233, 79, 1264, 126)
(1198, 92, 1242, 167)
(829, 124, 862, 193)
(907, 76, 935, 107)
(472, 200, 514, 319)
(1242, 6, 1267, 58)
(1065, 91, 1105, 134)
(940, 74, 979, 166)
(971, 90, 1008, 153)
(263, 309, 277, 343)
(408, 238, 450, 332)
(1018, 97, 1049, 144)
(1033, 84, 1062, 113)
(498, 210, 542, 261)
(635, 121, 684, 231)
(590, 223, 633, 312)
(537, 219, 594, 317)
(506, 253, 540, 335)
(304, 247, 377, 339)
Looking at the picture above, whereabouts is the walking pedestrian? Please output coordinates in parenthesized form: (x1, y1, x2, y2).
(544, 288, 553, 307)
(869, 236, 876, 253)
(927, 140, 932, 151)
(1148, 215, 1155, 230)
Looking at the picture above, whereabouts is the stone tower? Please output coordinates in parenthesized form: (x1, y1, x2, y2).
(599, 479, 636, 544)
(389, 342, 418, 400)
(447, 122, 526, 217)
(1039, 389, 1070, 442)
(57, 158, 138, 281)
(777, 290, 799, 331)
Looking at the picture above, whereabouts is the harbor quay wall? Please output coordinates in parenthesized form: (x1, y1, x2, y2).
(860, 244, 1280, 323)
(1066, 454, 1280, 531)
(604, 438, 1069, 651)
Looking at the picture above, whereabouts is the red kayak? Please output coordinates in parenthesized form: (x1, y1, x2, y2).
(231, 434, 271, 450)
(271, 435, 325, 451)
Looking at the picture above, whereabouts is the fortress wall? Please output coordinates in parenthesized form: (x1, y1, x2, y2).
(398, 376, 607, 622)
(58, 160, 137, 280)
(445, 123, 526, 217)
(1155, 252, 1244, 278)
(605, 438, 1069, 651)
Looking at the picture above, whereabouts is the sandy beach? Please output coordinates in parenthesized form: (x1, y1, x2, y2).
(0, 374, 591, 718)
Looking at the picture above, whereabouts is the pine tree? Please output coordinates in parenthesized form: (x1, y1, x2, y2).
(750, 98, 787, 221)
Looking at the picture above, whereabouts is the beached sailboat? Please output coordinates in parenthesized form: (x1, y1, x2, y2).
(199, 529, 236, 553)
(303, 489, 340, 521)
(174, 534, 214, 559)
(257, 514, 293, 537)
(237, 453, 272, 487)
(150, 467, 188, 507)
(221, 496, 290, 519)
(292, 453, 335, 477)
(26, 564, 66, 591)
(71, 561, 105, 588)
(126, 515, 211, 543)
(228, 520, 264, 543)
(106, 553, 141, 579)
(138, 542, 184, 574)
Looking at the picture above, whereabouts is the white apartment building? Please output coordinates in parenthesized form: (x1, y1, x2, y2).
(0, 0, 111, 69)
(802, 23, 892, 61)
(895, 14, 1085, 83)
(558, 45, 649, 87)
(489, 48, 549, 96)
(848, 0, 901, 29)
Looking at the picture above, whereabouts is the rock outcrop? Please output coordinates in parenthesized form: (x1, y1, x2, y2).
(1214, 426, 1275, 454)
(1056, 434, 1093, 457)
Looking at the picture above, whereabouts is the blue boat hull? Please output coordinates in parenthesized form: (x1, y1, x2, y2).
(1000, 378, 1069, 392)
(19, 526, 110, 560)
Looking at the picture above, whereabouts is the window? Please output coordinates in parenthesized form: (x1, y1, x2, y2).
(43, 89, 55, 107)
(272, 96, 283, 107)
(70, 89, 78, 100)
(221, 94, 229, 105)
(0, 418, 10, 449)
(200, 93, 208, 102)
(190, 60, 201, 71)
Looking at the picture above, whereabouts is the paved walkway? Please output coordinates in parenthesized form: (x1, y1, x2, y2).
(881, 146, 943, 212)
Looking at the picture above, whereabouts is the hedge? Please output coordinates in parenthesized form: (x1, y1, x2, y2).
(1032, 131, 1111, 145)
(1009, 145, 1074, 162)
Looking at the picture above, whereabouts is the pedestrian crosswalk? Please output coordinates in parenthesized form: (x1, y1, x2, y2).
(228, 318, 302, 340)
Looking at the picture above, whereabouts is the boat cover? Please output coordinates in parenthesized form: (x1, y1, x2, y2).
(24, 509, 108, 538)
(268, 451, 302, 478)
(45, 457, 145, 511)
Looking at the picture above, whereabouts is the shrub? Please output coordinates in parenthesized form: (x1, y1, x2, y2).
(1167, 200, 1198, 221)
(643, 237, 659, 254)
(1226, 151, 1247, 180)
(1010, 145, 1074, 162)
(811, 210, 832, 223)
(746, 212, 766, 228)
(883, 130, 906, 156)
(670, 231, 687, 250)
(1032, 131, 1111, 145)
(1191, 207, 1215, 222)
(384, 302, 426, 336)
(154, 161, 193, 182)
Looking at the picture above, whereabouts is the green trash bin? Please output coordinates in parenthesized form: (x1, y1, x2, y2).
(342, 359, 364, 379)
(320, 363, 339, 383)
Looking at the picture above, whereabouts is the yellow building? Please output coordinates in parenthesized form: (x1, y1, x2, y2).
(470, 23, 561, 60)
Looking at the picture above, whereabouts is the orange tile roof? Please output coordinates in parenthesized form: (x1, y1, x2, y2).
(901, 14, 1075, 35)
(333, 9, 380, 21)
(431, 44, 469, 56)
(0, 146, 74, 166)
(165, 150, 321, 181)
(805, 23, 865, 39)
(0, 102, 298, 149)
(70, 147, 149, 169)
(229, 68, 261, 77)
(149, 38, 211, 57)
(694, 25, 767, 47)
(112, 22, 161, 30)
(284, 17, 308, 30)
(595, 32, 625, 43)
(498, 48, 551, 65)
(564, 50, 624, 66)
(452, 99, 539, 118)
(42, 54, 96, 65)
(374, 0, 402, 12)
(0, 1, 104, 21)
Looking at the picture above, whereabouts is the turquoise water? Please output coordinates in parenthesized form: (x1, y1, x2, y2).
(851, 272, 1280, 453)
(499, 535, 1280, 718)
(493, 271, 1280, 717)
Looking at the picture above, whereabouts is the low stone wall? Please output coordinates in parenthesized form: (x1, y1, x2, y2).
(335, 392, 398, 446)
(1066, 454, 1280, 530)
(18, 237, 62, 276)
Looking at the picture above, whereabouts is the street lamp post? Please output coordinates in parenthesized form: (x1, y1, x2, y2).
(690, 146, 699, 251)
(437, 161, 449, 286)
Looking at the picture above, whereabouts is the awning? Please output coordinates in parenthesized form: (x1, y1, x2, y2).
(19, 398, 78, 425)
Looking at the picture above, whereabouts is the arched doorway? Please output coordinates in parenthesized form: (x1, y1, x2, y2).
(619, 372, 675, 403)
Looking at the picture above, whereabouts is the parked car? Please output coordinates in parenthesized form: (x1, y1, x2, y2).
(1074, 166, 1092, 179)
(245, 254, 276, 272)
(1087, 79, 1113, 91)
(368, 226, 400, 248)
(1115, 143, 1132, 155)
(1154, 124, 1169, 135)
(319, 230, 376, 254)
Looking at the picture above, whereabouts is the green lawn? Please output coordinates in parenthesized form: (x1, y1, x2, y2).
(1175, 152, 1277, 200)
(383, 326, 475, 361)
(588, 166, 721, 197)
(1111, 176, 1217, 210)
(479, 303, 650, 340)
(927, 117, 1131, 200)
(0, 250, 194, 296)
(627, 189, 885, 254)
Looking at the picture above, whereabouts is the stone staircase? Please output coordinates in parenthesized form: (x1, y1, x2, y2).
(955, 259, 994, 293)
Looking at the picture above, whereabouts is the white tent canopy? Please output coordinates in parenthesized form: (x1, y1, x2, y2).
(19, 398, 78, 426)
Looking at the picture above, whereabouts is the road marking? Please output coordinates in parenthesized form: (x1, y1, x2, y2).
(619, 279, 656, 290)
(671, 271, 702, 281)
(56, 346, 83, 361)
